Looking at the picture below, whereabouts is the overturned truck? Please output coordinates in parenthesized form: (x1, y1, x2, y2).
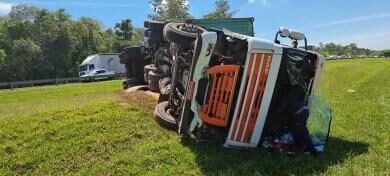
(120, 20, 332, 154)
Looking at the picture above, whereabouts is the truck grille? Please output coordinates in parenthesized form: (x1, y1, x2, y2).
(229, 53, 273, 143)
(198, 65, 240, 127)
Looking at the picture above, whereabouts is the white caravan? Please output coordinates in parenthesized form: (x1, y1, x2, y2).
(79, 53, 125, 80)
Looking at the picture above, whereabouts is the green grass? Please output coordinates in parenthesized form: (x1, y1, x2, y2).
(0, 59, 389, 175)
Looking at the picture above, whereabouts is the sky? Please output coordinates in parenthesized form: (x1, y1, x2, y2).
(0, 0, 390, 50)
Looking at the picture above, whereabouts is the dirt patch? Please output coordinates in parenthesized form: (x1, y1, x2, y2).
(119, 90, 158, 113)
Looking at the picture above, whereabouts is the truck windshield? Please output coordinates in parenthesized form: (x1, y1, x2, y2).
(79, 65, 88, 71)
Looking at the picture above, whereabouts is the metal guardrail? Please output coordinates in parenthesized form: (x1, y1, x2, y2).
(0, 77, 80, 89)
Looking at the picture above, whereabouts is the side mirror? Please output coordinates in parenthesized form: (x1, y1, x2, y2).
(289, 30, 305, 41)
(275, 27, 290, 44)
(279, 27, 290, 38)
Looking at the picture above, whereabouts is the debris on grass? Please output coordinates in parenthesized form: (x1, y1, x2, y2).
(347, 89, 356, 93)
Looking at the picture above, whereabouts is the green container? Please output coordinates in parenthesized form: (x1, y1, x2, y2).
(188, 17, 255, 37)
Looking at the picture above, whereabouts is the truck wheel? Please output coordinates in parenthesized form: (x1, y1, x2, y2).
(146, 20, 165, 32)
(144, 64, 158, 82)
(148, 70, 163, 82)
(148, 70, 163, 92)
(143, 37, 152, 48)
(159, 77, 171, 91)
(154, 101, 178, 130)
(148, 30, 163, 42)
(158, 84, 172, 103)
(144, 21, 149, 28)
(119, 46, 144, 63)
(144, 29, 150, 37)
(120, 57, 130, 64)
(164, 22, 205, 46)
(123, 78, 144, 89)
(148, 81, 159, 92)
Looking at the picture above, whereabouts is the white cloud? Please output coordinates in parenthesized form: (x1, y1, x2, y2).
(248, 0, 268, 5)
(16, 0, 139, 8)
(309, 13, 390, 29)
(0, 2, 13, 15)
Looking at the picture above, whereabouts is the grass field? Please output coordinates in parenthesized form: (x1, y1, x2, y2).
(0, 59, 389, 175)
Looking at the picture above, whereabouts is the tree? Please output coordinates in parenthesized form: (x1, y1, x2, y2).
(0, 5, 139, 82)
(149, 0, 165, 20)
(7, 39, 41, 80)
(383, 50, 390, 57)
(204, 0, 236, 19)
(114, 19, 133, 40)
(315, 42, 377, 58)
(149, 0, 191, 21)
(8, 4, 39, 21)
(0, 49, 5, 64)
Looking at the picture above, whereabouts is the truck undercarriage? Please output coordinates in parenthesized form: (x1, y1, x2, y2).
(119, 20, 331, 154)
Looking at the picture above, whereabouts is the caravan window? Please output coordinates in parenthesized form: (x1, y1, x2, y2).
(89, 64, 95, 70)
(79, 65, 88, 71)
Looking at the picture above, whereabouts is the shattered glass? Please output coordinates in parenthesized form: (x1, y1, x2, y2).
(307, 96, 332, 151)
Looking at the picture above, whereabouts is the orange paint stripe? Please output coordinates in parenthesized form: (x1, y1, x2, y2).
(242, 54, 266, 142)
(243, 54, 273, 143)
(230, 53, 255, 140)
(236, 53, 263, 141)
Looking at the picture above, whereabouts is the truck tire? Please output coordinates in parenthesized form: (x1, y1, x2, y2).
(144, 64, 158, 82)
(159, 77, 171, 91)
(122, 78, 144, 89)
(148, 30, 163, 42)
(144, 21, 150, 28)
(163, 22, 205, 46)
(153, 101, 178, 130)
(158, 83, 172, 102)
(148, 70, 163, 82)
(148, 81, 159, 92)
(119, 46, 144, 63)
(148, 70, 163, 92)
(120, 57, 130, 64)
(143, 37, 152, 48)
(144, 29, 150, 37)
(160, 84, 172, 95)
(146, 20, 165, 32)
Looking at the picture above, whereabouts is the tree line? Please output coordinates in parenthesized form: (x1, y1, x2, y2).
(314, 42, 388, 58)
(0, 5, 143, 82)
(0, 0, 388, 82)
(0, 0, 234, 82)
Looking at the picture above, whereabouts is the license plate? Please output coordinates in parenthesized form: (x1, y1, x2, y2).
(186, 81, 195, 101)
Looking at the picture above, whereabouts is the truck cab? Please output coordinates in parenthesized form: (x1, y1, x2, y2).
(79, 55, 98, 77)
(137, 21, 330, 153)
